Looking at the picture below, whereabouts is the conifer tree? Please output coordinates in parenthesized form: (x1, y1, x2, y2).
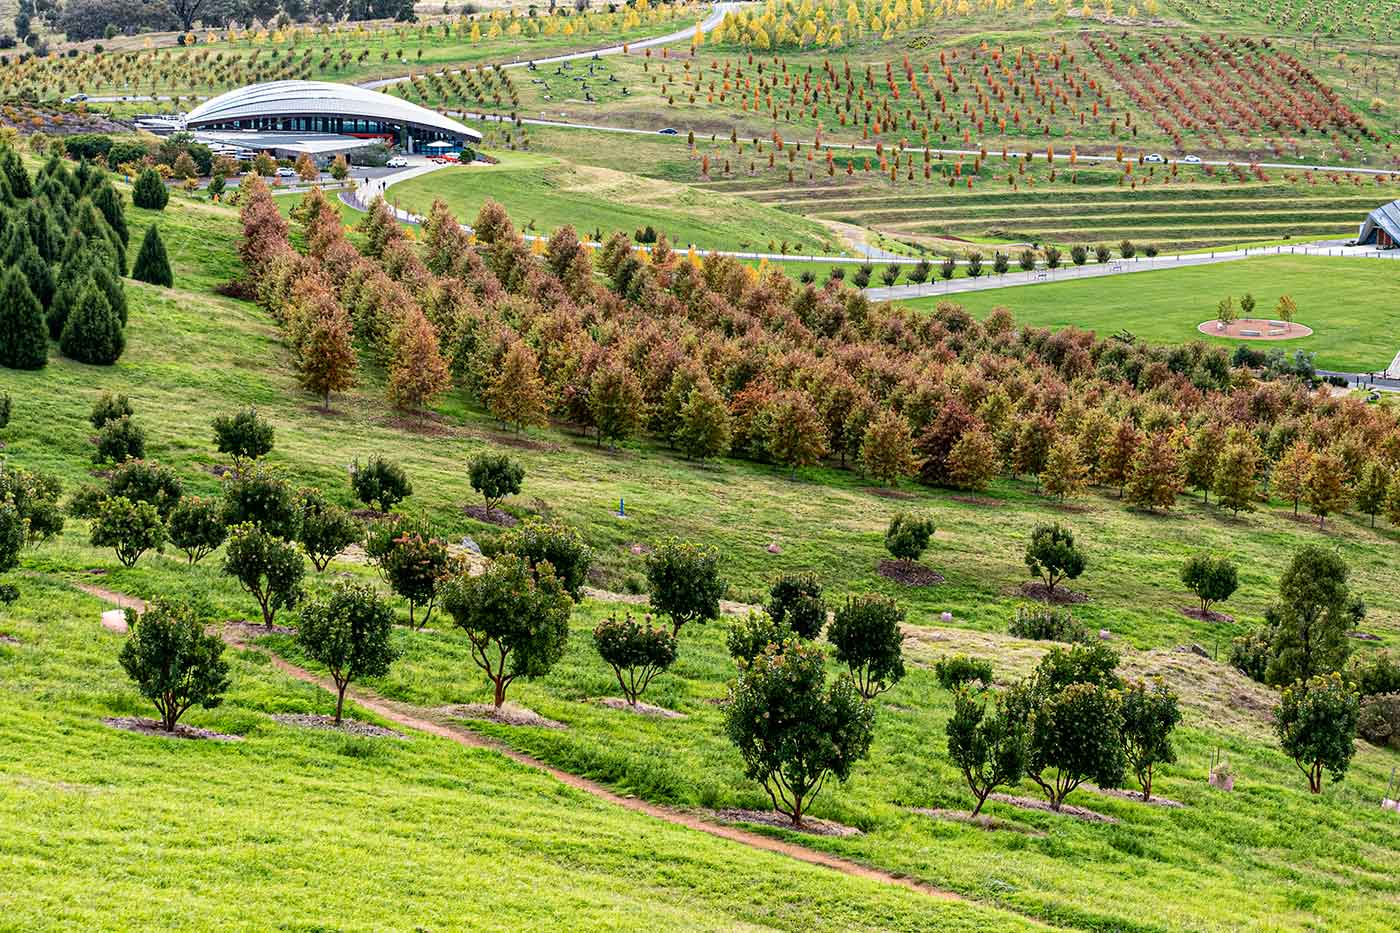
(1213, 440, 1260, 516)
(1042, 436, 1088, 502)
(387, 309, 450, 418)
(132, 167, 168, 210)
(298, 300, 357, 410)
(59, 280, 125, 365)
(0, 267, 48, 370)
(488, 341, 550, 433)
(131, 225, 173, 287)
(1125, 431, 1184, 511)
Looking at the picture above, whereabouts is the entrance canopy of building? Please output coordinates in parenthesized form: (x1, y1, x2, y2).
(1358, 199, 1399, 248)
(191, 130, 387, 160)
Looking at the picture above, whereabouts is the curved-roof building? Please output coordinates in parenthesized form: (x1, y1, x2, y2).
(1358, 199, 1398, 249)
(185, 80, 480, 153)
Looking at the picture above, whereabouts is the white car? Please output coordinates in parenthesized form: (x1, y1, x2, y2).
(386, 156, 409, 168)
(64, 93, 89, 103)
(1182, 155, 1202, 164)
(1144, 153, 1164, 163)
(275, 167, 297, 178)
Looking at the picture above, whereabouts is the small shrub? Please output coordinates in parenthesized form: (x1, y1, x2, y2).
(498, 517, 592, 600)
(118, 599, 230, 731)
(212, 407, 274, 473)
(1020, 680, 1126, 810)
(90, 391, 133, 429)
(766, 572, 826, 639)
(1024, 522, 1085, 594)
(107, 459, 182, 519)
(1180, 553, 1238, 616)
(1119, 679, 1181, 801)
(828, 593, 906, 699)
(468, 452, 524, 511)
(1347, 650, 1400, 698)
(131, 225, 173, 287)
(645, 538, 723, 635)
(934, 654, 993, 690)
(89, 496, 165, 567)
(221, 468, 299, 540)
(1008, 606, 1089, 643)
(726, 611, 792, 665)
(371, 517, 450, 628)
(884, 512, 934, 566)
(1357, 694, 1400, 748)
(1035, 642, 1122, 692)
(349, 455, 412, 512)
(166, 496, 227, 564)
(593, 612, 678, 705)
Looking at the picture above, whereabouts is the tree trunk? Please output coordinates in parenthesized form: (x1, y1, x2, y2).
(334, 684, 347, 725)
(971, 790, 988, 817)
(1142, 765, 1153, 803)
(493, 678, 506, 708)
(789, 794, 804, 827)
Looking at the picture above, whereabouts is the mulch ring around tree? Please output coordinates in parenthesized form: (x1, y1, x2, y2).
(709, 807, 863, 837)
(598, 697, 686, 719)
(1018, 582, 1088, 605)
(473, 429, 562, 453)
(950, 494, 1003, 507)
(877, 560, 944, 587)
(349, 508, 390, 522)
(1180, 607, 1234, 624)
(910, 808, 1047, 836)
(103, 716, 243, 742)
(442, 702, 566, 730)
(1087, 785, 1184, 808)
(463, 504, 518, 527)
(272, 713, 406, 739)
(987, 793, 1118, 824)
(862, 486, 917, 500)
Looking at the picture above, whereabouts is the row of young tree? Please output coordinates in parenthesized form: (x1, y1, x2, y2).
(233, 184, 1400, 540)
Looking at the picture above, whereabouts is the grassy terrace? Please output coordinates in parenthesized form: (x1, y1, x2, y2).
(897, 254, 1400, 372)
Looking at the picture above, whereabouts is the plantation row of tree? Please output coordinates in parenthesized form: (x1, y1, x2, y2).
(0, 146, 133, 370)
(234, 182, 1400, 542)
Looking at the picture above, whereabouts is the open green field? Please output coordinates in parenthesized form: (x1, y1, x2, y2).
(385, 151, 841, 253)
(898, 254, 1400, 372)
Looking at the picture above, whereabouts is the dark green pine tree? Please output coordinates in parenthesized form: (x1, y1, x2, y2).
(90, 183, 129, 247)
(0, 267, 48, 370)
(18, 243, 53, 309)
(132, 168, 169, 211)
(59, 278, 124, 366)
(1, 147, 31, 199)
(132, 225, 173, 288)
(21, 200, 61, 263)
(76, 200, 126, 277)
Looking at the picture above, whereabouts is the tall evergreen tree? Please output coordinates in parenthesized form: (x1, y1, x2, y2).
(0, 267, 47, 370)
(90, 183, 129, 247)
(59, 280, 124, 365)
(17, 243, 53, 309)
(132, 225, 173, 287)
(132, 168, 168, 211)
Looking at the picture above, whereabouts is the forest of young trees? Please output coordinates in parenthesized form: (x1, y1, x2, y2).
(237, 179, 1400, 532)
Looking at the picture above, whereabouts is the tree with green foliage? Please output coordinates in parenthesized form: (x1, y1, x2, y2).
(294, 487, 361, 573)
(1354, 461, 1391, 528)
(132, 168, 168, 210)
(0, 462, 64, 548)
(1275, 673, 1361, 793)
(296, 580, 399, 724)
(884, 512, 934, 568)
(1041, 436, 1088, 503)
(93, 415, 145, 464)
(945, 428, 1001, 491)
(349, 455, 412, 513)
(1024, 522, 1085, 595)
(59, 280, 124, 365)
(592, 612, 678, 706)
(131, 225, 173, 287)
(0, 268, 47, 370)
(766, 572, 826, 640)
(1303, 449, 1350, 528)
(212, 407, 274, 475)
(588, 358, 645, 448)
(118, 600, 230, 732)
(935, 654, 994, 690)
(498, 517, 592, 601)
(0, 501, 24, 606)
(468, 452, 524, 512)
(1213, 440, 1260, 516)
(107, 459, 182, 520)
(370, 518, 450, 628)
(828, 593, 906, 699)
(726, 611, 792, 665)
(723, 638, 875, 827)
(222, 523, 305, 628)
(1119, 679, 1181, 802)
(763, 391, 828, 479)
(89, 496, 165, 567)
(1180, 553, 1239, 617)
(1018, 679, 1126, 810)
(441, 555, 573, 708)
(1265, 545, 1355, 687)
(645, 538, 723, 636)
(166, 496, 227, 564)
(1034, 642, 1123, 692)
(860, 409, 917, 486)
(946, 686, 1027, 816)
(221, 468, 299, 540)
(675, 380, 732, 461)
(90, 391, 133, 429)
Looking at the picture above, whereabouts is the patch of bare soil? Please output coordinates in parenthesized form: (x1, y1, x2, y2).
(472, 429, 562, 453)
(598, 697, 686, 719)
(711, 808, 863, 837)
(0, 633, 19, 645)
(443, 702, 566, 729)
(205, 464, 233, 478)
(272, 713, 405, 739)
(877, 559, 944, 587)
(463, 503, 518, 527)
(911, 808, 1047, 836)
(1181, 607, 1234, 624)
(349, 508, 390, 522)
(223, 620, 297, 641)
(987, 793, 1118, 824)
(862, 486, 916, 500)
(103, 716, 242, 741)
(381, 414, 457, 436)
(80, 567, 107, 576)
(1088, 786, 1184, 808)
(1048, 501, 1091, 513)
(1018, 582, 1088, 605)
(950, 494, 1003, 507)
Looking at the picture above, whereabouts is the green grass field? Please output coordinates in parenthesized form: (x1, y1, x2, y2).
(385, 151, 841, 253)
(899, 254, 1400, 372)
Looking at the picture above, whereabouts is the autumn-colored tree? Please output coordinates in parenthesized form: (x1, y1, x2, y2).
(1184, 422, 1224, 504)
(294, 152, 319, 183)
(764, 390, 828, 478)
(1101, 418, 1141, 497)
(421, 198, 472, 276)
(1042, 436, 1088, 503)
(675, 380, 732, 461)
(1075, 408, 1115, 484)
(915, 399, 978, 487)
(1353, 461, 1390, 528)
(588, 357, 645, 448)
(488, 340, 550, 433)
(1213, 439, 1261, 516)
(387, 309, 450, 419)
(1385, 470, 1400, 528)
(1013, 413, 1055, 491)
(1275, 442, 1314, 516)
(473, 198, 515, 245)
(1125, 431, 1184, 512)
(297, 295, 357, 410)
(860, 409, 917, 486)
(1304, 448, 1350, 528)
(945, 428, 1001, 491)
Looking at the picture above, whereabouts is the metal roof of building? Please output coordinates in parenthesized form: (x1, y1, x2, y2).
(185, 80, 481, 142)
(1358, 199, 1400, 244)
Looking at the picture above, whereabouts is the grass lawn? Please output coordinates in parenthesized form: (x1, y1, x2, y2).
(897, 255, 1400, 372)
(384, 152, 841, 254)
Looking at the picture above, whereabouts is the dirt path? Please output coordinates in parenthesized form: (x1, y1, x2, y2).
(77, 581, 963, 905)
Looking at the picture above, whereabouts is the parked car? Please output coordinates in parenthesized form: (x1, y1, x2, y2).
(1182, 154, 1202, 164)
(1144, 153, 1164, 163)
(63, 93, 89, 103)
(386, 156, 409, 168)
(658, 127, 679, 135)
(275, 167, 297, 178)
